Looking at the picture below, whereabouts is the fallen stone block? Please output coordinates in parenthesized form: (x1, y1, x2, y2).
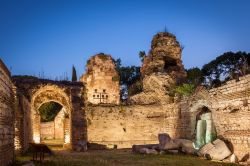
(175, 139, 196, 154)
(198, 139, 232, 161)
(158, 133, 171, 149)
(132, 144, 159, 153)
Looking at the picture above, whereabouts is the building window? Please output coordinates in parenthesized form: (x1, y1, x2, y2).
(93, 95, 95, 98)
(95, 89, 97, 92)
(106, 95, 108, 98)
(103, 89, 106, 93)
(97, 95, 99, 97)
(102, 95, 104, 98)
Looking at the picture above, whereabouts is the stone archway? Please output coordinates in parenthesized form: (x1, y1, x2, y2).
(189, 100, 217, 148)
(31, 85, 72, 146)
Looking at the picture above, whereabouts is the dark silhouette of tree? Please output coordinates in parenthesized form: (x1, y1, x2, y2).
(186, 67, 204, 86)
(114, 59, 142, 99)
(202, 51, 250, 87)
(72, 65, 77, 82)
(139, 51, 146, 63)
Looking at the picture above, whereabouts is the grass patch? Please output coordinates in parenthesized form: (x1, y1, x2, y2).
(14, 149, 238, 166)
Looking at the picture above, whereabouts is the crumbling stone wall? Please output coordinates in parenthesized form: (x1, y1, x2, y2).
(209, 75, 250, 159)
(87, 75, 249, 160)
(141, 32, 186, 81)
(14, 92, 32, 153)
(86, 104, 181, 148)
(178, 75, 250, 159)
(131, 32, 186, 104)
(0, 59, 14, 166)
(81, 54, 120, 105)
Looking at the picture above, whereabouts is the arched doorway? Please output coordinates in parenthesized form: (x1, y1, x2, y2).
(31, 85, 72, 147)
(189, 100, 217, 149)
(38, 101, 70, 146)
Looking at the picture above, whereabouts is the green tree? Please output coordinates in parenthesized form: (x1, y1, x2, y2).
(202, 51, 250, 87)
(72, 65, 77, 82)
(186, 67, 204, 86)
(114, 59, 142, 99)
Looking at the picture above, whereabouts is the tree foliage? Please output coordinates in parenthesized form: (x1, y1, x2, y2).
(201, 51, 250, 87)
(186, 67, 204, 86)
(72, 65, 77, 82)
(173, 83, 195, 97)
(114, 58, 142, 99)
(39, 102, 62, 122)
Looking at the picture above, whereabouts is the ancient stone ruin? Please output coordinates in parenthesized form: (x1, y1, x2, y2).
(81, 53, 120, 105)
(131, 32, 186, 104)
(12, 76, 87, 152)
(0, 32, 249, 165)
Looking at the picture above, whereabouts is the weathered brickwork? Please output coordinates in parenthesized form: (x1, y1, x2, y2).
(81, 54, 120, 105)
(86, 104, 181, 148)
(209, 75, 250, 159)
(87, 75, 249, 160)
(0, 59, 14, 166)
(40, 122, 55, 140)
(14, 92, 32, 153)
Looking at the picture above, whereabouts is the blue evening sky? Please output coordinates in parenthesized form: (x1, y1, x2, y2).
(0, 0, 250, 79)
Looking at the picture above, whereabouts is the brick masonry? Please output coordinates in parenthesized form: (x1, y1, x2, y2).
(0, 59, 14, 166)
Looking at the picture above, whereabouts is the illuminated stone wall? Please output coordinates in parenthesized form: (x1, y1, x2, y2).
(87, 75, 250, 161)
(86, 104, 181, 148)
(14, 92, 32, 154)
(40, 121, 54, 140)
(81, 54, 120, 105)
(179, 75, 250, 160)
(0, 59, 14, 166)
(209, 75, 250, 159)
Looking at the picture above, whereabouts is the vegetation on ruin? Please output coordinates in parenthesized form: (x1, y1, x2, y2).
(39, 102, 62, 122)
(170, 83, 195, 97)
(15, 149, 238, 166)
(186, 67, 204, 86)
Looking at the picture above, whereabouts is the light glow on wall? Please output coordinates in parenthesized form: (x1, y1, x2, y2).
(65, 134, 70, 143)
(33, 135, 40, 144)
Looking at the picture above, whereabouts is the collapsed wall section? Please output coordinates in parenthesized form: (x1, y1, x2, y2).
(0, 59, 14, 166)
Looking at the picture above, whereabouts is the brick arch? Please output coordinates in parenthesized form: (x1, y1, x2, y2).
(31, 85, 72, 145)
(188, 99, 214, 139)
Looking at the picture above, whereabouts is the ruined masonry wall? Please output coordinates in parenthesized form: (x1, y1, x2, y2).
(14, 93, 32, 153)
(0, 60, 14, 166)
(209, 75, 250, 158)
(86, 104, 183, 148)
(41, 122, 54, 140)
